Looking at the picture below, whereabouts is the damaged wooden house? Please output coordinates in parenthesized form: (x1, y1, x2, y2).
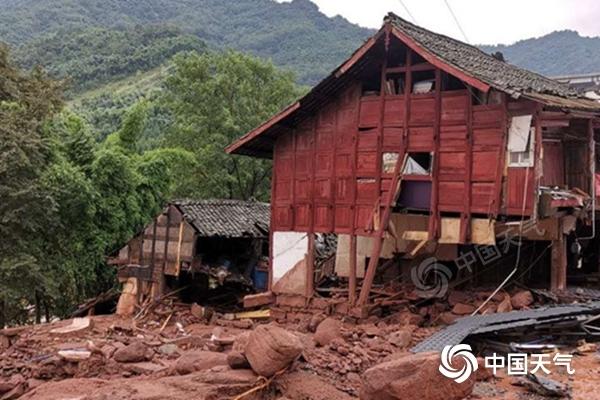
(109, 199, 270, 315)
(226, 13, 600, 315)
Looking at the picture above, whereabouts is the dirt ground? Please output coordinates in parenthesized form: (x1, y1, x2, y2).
(1, 294, 599, 400)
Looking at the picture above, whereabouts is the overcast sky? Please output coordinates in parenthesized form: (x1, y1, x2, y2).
(278, 0, 600, 45)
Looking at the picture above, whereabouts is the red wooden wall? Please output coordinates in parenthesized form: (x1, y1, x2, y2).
(272, 83, 519, 234)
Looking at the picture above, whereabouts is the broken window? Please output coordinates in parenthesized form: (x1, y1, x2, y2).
(403, 152, 432, 175)
(412, 70, 436, 94)
(508, 115, 535, 167)
(382, 152, 399, 173)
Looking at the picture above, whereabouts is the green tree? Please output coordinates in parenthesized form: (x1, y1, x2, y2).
(162, 50, 303, 200)
(0, 44, 63, 325)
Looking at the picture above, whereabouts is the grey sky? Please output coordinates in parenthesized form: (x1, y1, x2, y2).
(278, 0, 600, 45)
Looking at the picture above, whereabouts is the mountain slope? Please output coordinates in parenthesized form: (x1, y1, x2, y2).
(14, 25, 206, 92)
(0, 0, 374, 85)
(479, 30, 600, 77)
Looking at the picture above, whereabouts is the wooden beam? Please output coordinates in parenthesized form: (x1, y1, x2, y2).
(348, 235, 357, 306)
(550, 220, 567, 291)
(589, 119, 595, 197)
(428, 69, 442, 239)
(306, 233, 315, 298)
(160, 208, 171, 296)
(390, 26, 490, 93)
(356, 28, 395, 308)
(385, 62, 435, 74)
(175, 221, 184, 276)
(493, 93, 509, 216)
(460, 86, 473, 243)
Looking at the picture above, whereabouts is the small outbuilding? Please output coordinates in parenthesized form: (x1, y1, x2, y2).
(110, 199, 270, 314)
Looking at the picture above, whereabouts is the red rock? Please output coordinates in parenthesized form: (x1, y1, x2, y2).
(314, 318, 342, 346)
(510, 290, 533, 309)
(0, 375, 23, 395)
(391, 311, 424, 326)
(451, 303, 476, 315)
(360, 352, 475, 400)
(269, 307, 287, 321)
(232, 331, 251, 352)
(0, 335, 9, 353)
(276, 294, 306, 308)
(124, 362, 167, 375)
(447, 291, 471, 307)
(308, 313, 326, 332)
(310, 297, 331, 311)
(245, 324, 303, 377)
(496, 294, 513, 313)
(113, 342, 151, 363)
(475, 357, 493, 381)
(227, 351, 250, 369)
(190, 303, 207, 320)
(388, 328, 413, 348)
(175, 350, 228, 375)
(243, 292, 275, 308)
(439, 312, 460, 325)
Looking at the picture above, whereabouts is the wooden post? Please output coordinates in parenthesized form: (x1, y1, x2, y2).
(348, 235, 357, 306)
(175, 221, 184, 276)
(149, 217, 158, 298)
(460, 86, 473, 243)
(551, 219, 567, 291)
(306, 233, 315, 299)
(160, 207, 171, 296)
(428, 68, 442, 239)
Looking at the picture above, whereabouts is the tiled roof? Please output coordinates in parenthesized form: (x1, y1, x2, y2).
(388, 13, 593, 101)
(172, 199, 270, 238)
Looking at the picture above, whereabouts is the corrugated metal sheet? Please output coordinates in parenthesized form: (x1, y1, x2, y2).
(412, 301, 600, 352)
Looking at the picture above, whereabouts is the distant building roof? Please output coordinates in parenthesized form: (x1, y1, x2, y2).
(172, 199, 270, 238)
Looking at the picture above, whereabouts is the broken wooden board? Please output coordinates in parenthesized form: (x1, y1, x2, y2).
(50, 318, 93, 336)
(234, 309, 270, 320)
(439, 218, 496, 245)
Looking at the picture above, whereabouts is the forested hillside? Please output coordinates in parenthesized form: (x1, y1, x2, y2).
(14, 25, 206, 92)
(1, 0, 373, 85)
(479, 30, 600, 76)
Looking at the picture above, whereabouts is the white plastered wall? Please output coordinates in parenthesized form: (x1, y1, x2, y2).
(272, 231, 308, 283)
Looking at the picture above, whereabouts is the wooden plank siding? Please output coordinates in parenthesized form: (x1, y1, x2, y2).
(270, 36, 520, 236)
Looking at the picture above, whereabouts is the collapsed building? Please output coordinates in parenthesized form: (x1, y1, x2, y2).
(109, 199, 270, 314)
(226, 13, 600, 316)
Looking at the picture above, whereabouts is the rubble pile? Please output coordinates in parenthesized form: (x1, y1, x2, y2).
(1, 287, 597, 400)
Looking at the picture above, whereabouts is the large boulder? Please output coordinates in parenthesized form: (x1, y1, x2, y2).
(360, 351, 474, 400)
(511, 290, 533, 309)
(244, 325, 303, 377)
(175, 351, 228, 375)
(113, 342, 151, 363)
(314, 318, 342, 346)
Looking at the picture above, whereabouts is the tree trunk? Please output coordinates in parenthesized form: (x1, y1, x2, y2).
(35, 291, 41, 324)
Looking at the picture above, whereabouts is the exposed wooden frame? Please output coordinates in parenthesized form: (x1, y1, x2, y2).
(493, 93, 509, 216)
(550, 219, 567, 291)
(460, 86, 474, 242)
(428, 68, 442, 239)
(160, 207, 171, 296)
(175, 221, 184, 276)
(389, 26, 490, 93)
(349, 235, 357, 306)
